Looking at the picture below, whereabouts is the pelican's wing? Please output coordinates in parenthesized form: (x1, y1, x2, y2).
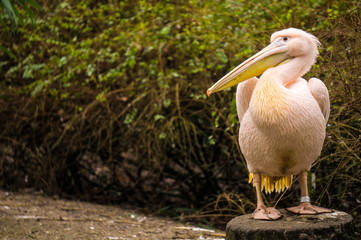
(236, 77, 258, 124)
(308, 78, 330, 122)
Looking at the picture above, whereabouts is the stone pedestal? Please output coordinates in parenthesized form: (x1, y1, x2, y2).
(226, 209, 354, 240)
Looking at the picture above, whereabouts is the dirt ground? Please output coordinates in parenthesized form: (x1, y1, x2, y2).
(0, 190, 225, 240)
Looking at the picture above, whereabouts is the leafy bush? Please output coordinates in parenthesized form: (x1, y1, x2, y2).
(0, 0, 360, 226)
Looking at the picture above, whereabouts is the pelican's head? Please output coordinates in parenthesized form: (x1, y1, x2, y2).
(207, 28, 321, 96)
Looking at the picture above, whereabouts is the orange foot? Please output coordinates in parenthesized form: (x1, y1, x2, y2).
(287, 202, 333, 215)
(253, 207, 282, 220)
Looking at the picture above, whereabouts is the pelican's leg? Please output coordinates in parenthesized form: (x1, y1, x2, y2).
(287, 171, 332, 214)
(252, 173, 282, 220)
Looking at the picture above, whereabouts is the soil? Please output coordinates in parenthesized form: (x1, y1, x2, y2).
(0, 190, 225, 240)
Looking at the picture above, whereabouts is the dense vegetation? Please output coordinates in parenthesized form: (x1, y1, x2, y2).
(1, 0, 360, 227)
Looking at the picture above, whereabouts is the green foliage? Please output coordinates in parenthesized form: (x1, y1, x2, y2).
(0, 0, 39, 57)
(0, 0, 360, 227)
(1, 0, 39, 29)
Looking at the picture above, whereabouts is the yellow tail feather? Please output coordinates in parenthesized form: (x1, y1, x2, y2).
(248, 173, 293, 193)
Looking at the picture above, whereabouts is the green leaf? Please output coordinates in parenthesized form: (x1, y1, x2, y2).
(87, 64, 96, 76)
(96, 92, 107, 102)
(159, 132, 167, 140)
(10, 2, 24, 26)
(124, 108, 138, 125)
(1, 0, 17, 25)
(0, 44, 16, 59)
(160, 25, 171, 35)
(163, 98, 171, 108)
(22, 63, 45, 78)
(30, 80, 44, 96)
(154, 114, 165, 122)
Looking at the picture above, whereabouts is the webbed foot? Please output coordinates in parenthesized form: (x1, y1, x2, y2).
(253, 206, 282, 220)
(286, 202, 333, 215)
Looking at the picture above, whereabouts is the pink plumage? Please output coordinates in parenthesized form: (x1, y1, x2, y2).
(208, 28, 332, 220)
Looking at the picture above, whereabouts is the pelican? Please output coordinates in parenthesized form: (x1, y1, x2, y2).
(207, 28, 332, 220)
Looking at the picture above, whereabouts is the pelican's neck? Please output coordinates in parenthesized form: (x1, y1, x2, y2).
(262, 56, 312, 86)
(250, 57, 312, 127)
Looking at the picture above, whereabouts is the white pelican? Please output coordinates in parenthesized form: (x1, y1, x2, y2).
(207, 28, 332, 220)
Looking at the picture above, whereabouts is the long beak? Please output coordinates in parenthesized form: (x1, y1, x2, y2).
(207, 42, 293, 96)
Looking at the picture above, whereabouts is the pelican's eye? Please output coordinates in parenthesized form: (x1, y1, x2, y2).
(283, 37, 289, 41)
